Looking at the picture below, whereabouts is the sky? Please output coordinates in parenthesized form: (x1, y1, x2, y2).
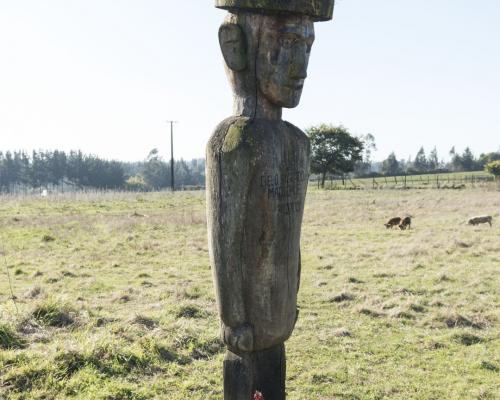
(1, 0, 499, 162)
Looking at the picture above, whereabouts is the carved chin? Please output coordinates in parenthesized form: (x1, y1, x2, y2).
(260, 85, 303, 109)
(277, 90, 303, 108)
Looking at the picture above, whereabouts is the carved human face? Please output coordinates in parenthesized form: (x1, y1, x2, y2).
(257, 15, 315, 108)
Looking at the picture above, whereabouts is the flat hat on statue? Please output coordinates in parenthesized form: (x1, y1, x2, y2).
(215, 0, 334, 22)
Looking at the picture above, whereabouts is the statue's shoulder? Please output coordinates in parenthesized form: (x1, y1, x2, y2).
(208, 116, 255, 155)
(208, 117, 310, 156)
(282, 120, 309, 143)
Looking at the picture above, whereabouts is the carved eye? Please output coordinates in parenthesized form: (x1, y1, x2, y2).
(280, 36, 297, 49)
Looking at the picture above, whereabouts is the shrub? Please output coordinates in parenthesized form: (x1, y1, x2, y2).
(124, 176, 151, 192)
(485, 160, 500, 177)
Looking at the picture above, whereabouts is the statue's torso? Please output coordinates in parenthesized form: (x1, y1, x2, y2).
(206, 116, 310, 351)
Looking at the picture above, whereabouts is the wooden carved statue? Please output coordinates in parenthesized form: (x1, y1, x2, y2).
(206, 1, 334, 398)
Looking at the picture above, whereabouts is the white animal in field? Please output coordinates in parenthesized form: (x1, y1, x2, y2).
(467, 215, 492, 227)
(41, 189, 48, 197)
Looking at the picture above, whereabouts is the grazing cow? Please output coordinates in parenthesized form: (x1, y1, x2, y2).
(399, 216, 412, 230)
(468, 216, 492, 227)
(384, 217, 402, 229)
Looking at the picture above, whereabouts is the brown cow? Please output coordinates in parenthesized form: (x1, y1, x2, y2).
(468, 216, 492, 227)
(385, 217, 402, 229)
(399, 216, 412, 230)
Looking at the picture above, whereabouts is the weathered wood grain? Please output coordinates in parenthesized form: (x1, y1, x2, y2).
(224, 344, 286, 400)
(215, 0, 335, 22)
(207, 117, 310, 354)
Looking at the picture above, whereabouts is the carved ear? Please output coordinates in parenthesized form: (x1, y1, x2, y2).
(219, 23, 247, 71)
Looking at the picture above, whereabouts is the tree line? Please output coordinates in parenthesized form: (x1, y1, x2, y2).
(0, 149, 205, 193)
(306, 124, 500, 187)
(1, 131, 498, 192)
(379, 146, 500, 176)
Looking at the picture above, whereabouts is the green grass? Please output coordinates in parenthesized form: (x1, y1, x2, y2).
(0, 324, 25, 350)
(0, 188, 499, 399)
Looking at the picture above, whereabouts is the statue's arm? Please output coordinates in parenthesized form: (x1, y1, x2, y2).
(206, 118, 254, 353)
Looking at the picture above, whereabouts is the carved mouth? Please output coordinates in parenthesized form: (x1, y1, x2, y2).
(288, 80, 304, 90)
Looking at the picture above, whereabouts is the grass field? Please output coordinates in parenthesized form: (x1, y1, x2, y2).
(0, 187, 499, 399)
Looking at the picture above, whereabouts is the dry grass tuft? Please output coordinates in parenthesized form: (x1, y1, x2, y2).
(131, 315, 158, 330)
(330, 293, 355, 303)
(0, 323, 26, 349)
(357, 307, 385, 318)
(176, 305, 206, 319)
(23, 285, 43, 299)
(332, 328, 352, 337)
(30, 300, 76, 328)
(41, 234, 56, 242)
(439, 311, 488, 330)
(480, 361, 499, 372)
(452, 332, 484, 346)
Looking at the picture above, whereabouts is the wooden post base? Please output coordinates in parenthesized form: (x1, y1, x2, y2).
(223, 343, 286, 400)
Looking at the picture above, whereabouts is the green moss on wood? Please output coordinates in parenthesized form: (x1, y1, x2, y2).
(222, 120, 247, 153)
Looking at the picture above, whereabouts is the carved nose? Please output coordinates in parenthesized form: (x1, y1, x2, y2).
(292, 55, 309, 79)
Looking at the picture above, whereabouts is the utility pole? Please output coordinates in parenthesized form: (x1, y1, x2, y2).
(167, 121, 178, 192)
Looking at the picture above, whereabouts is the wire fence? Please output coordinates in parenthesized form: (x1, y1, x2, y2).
(0, 183, 205, 200)
(312, 173, 497, 190)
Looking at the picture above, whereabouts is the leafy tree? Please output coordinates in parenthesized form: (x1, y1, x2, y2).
(428, 147, 439, 171)
(448, 147, 480, 172)
(142, 149, 169, 189)
(460, 147, 476, 171)
(485, 160, 500, 178)
(478, 152, 500, 168)
(381, 152, 401, 176)
(354, 133, 377, 177)
(412, 147, 428, 173)
(307, 124, 364, 188)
